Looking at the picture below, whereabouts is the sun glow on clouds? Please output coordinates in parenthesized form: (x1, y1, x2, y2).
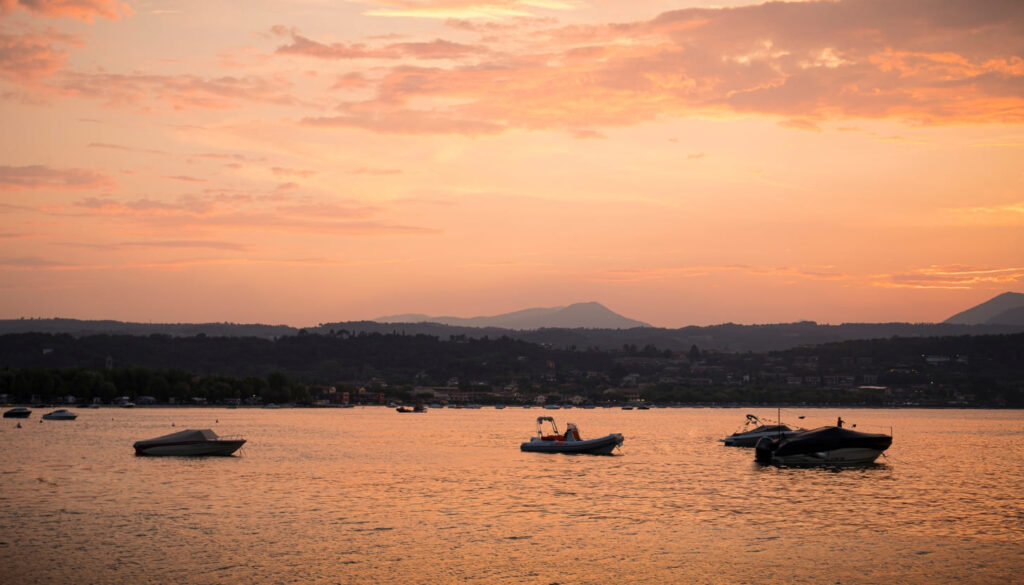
(0, 0, 1022, 326)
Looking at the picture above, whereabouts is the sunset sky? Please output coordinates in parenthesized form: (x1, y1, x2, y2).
(1, 0, 1022, 328)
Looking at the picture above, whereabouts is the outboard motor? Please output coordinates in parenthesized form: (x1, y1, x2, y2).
(755, 437, 776, 463)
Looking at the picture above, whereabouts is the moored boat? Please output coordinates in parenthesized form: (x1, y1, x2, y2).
(396, 404, 426, 413)
(4, 407, 32, 419)
(133, 429, 246, 456)
(520, 416, 623, 455)
(755, 425, 892, 466)
(42, 409, 78, 420)
(721, 413, 804, 447)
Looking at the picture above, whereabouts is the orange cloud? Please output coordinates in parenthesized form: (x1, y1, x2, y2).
(55, 71, 299, 110)
(360, 0, 569, 19)
(0, 0, 131, 22)
(0, 27, 80, 82)
(0, 165, 113, 191)
(68, 193, 436, 236)
(877, 265, 1024, 289)
(273, 27, 486, 60)
(271, 167, 317, 178)
(294, 0, 1024, 135)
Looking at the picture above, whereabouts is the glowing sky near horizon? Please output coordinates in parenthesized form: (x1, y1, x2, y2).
(1, 0, 1022, 327)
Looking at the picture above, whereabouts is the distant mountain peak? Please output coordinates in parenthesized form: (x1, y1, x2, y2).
(374, 302, 650, 330)
(944, 291, 1024, 325)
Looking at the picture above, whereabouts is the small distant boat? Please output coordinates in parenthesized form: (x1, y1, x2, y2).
(721, 413, 804, 447)
(520, 416, 623, 455)
(755, 425, 892, 466)
(133, 429, 246, 456)
(4, 407, 32, 419)
(264, 403, 280, 409)
(42, 409, 78, 421)
(396, 404, 426, 413)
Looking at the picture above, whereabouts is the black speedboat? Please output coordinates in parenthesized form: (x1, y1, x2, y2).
(755, 425, 892, 466)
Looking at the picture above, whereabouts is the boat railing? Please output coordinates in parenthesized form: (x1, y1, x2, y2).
(216, 434, 246, 442)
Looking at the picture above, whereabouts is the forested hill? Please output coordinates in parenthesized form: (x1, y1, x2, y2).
(1, 331, 1021, 407)
(2, 318, 1023, 352)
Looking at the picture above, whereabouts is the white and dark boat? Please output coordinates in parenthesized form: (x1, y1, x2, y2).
(755, 425, 892, 466)
(520, 416, 623, 455)
(396, 404, 426, 413)
(3, 407, 32, 419)
(721, 413, 804, 447)
(42, 409, 78, 420)
(133, 429, 246, 456)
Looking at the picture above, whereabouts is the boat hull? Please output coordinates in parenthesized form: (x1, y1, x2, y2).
(4, 408, 31, 419)
(755, 426, 891, 466)
(42, 410, 77, 420)
(520, 433, 623, 455)
(134, 440, 246, 457)
(768, 447, 888, 466)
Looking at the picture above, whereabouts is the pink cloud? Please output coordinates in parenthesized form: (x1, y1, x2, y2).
(271, 167, 317, 178)
(302, 0, 1024, 135)
(68, 192, 436, 236)
(0, 165, 113, 191)
(55, 71, 299, 110)
(272, 27, 485, 60)
(351, 167, 402, 175)
(0, 27, 80, 82)
(0, 0, 131, 22)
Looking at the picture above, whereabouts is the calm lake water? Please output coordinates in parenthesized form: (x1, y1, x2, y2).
(1, 407, 1022, 584)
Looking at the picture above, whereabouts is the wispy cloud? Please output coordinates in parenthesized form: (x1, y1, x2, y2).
(0, 26, 80, 82)
(350, 167, 402, 175)
(0, 0, 132, 22)
(272, 26, 487, 60)
(272, 167, 318, 178)
(0, 165, 113, 191)
(68, 192, 438, 236)
(596, 264, 855, 283)
(288, 0, 1024, 135)
(54, 71, 300, 110)
(360, 0, 574, 20)
(876, 265, 1024, 289)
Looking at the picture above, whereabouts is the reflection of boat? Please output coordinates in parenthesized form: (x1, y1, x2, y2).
(42, 409, 78, 420)
(520, 416, 623, 455)
(755, 425, 892, 466)
(396, 404, 426, 413)
(721, 413, 804, 447)
(4, 407, 32, 419)
(133, 429, 246, 456)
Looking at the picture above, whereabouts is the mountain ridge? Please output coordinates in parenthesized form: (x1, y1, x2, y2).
(943, 291, 1024, 325)
(374, 301, 651, 329)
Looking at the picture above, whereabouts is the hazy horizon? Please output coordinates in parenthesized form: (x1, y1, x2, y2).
(2, 0, 1022, 328)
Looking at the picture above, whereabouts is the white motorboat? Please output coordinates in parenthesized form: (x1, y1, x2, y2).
(133, 429, 246, 456)
(755, 425, 892, 466)
(42, 409, 78, 420)
(520, 416, 623, 455)
(720, 413, 804, 447)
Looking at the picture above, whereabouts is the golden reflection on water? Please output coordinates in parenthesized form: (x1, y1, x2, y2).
(1, 407, 1022, 584)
